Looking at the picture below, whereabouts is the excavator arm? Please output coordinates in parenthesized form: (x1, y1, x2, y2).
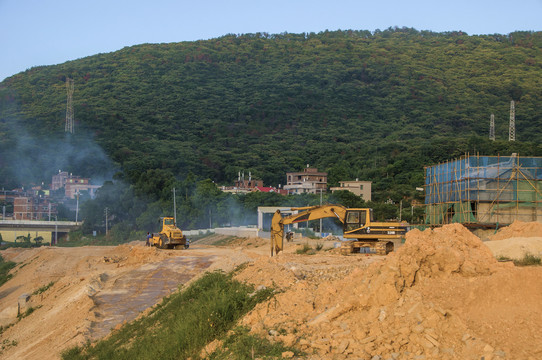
(270, 205, 347, 256)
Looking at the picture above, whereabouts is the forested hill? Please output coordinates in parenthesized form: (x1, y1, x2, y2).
(1, 28, 541, 201)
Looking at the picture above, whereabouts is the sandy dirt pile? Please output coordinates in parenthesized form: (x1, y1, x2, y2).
(236, 224, 542, 359)
(488, 220, 542, 241)
(485, 237, 542, 260)
(483, 220, 542, 260)
(234, 251, 376, 290)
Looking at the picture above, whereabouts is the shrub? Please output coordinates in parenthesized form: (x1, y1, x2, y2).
(32, 281, 55, 295)
(514, 253, 541, 266)
(208, 326, 301, 359)
(296, 243, 315, 255)
(0, 255, 16, 287)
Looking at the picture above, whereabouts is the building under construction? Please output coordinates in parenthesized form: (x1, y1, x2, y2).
(424, 154, 542, 227)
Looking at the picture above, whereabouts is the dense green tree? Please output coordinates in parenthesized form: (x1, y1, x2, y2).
(329, 190, 366, 208)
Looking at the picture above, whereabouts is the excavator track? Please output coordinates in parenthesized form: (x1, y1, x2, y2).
(374, 241, 394, 256)
(339, 240, 394, 255)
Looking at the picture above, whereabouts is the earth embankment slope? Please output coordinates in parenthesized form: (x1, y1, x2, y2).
(0, 243, 252, 360)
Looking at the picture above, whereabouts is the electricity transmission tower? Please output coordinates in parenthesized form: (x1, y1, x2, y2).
(509, 100, 515, 141)
(65, 78, 74, 133)
(489, 114, 495, 141)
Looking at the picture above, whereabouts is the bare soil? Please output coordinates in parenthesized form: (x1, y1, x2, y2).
(234, 223, 542, 360)
(0, 243, 252, 360)
(1, 222, 541, 359)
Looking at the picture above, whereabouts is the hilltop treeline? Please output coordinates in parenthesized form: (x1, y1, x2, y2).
(1, 28, 541, 205)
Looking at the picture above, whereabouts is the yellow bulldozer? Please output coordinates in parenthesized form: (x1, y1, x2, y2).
(149, 217, 189, 249)
(271, 204, 407, 256)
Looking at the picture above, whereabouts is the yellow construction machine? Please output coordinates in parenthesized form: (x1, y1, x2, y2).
(150, 217, 189, 249)
(271, 204, 407, 256)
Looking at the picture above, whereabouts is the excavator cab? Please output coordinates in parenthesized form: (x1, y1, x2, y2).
(344, 209, 372, 232)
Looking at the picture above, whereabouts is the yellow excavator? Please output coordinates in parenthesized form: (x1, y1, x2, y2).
(149, 217, 189, 249)
(271, 204, 407, 256)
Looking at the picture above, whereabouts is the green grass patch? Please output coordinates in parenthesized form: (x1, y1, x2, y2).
(295, 242, 325, 255)
(55, 229, 148, 248)
(296, 243, 314, 255)
(497, 253, 541, 266)
(56, 236, 125, 247)
(0, 242, 45, 250)
(32, 281, 55, 296)
(0, 323, 14, 336)
(0, 338, 18, 356)
(187, 231, 215, 242)
(207, 326, 302, 359)
(0, 255, 16, 287)
(61, 271, 275, 360)
(17, 306, 41, 320)
(210, 236, 238, 246)
(514, 253, 542, 266)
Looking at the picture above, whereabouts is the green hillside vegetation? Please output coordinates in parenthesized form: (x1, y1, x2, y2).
(1, 28, 541, 233)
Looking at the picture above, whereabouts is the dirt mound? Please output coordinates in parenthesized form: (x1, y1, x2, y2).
(485, 237, 542, 260)
(238, 224, 519, 359)
(191, 234, 235, 245)
(234, 256, 298, 289)
(489, 220, 542, 241)
(226, 237, 269, 249)
(119, 244, 172, 265)
(393, 223, 500, 280)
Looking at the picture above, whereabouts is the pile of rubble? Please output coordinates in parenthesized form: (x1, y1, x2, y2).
(237, 224, 531, 359)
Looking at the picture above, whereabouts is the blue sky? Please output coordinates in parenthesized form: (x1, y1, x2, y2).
(1, 0, 541, 81)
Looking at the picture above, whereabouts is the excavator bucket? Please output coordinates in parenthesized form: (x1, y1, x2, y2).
(270, 210, 284, 256)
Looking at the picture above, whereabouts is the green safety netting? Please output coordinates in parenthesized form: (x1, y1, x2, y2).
(425, 202, 477, 225)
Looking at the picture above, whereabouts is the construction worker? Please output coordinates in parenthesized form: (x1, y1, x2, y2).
(146, 232, 152, 247)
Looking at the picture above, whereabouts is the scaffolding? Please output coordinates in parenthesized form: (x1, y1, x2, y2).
(424, 154, 542, 227)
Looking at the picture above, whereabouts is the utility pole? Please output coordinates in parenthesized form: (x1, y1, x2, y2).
(319, 189, 323, 236)
(489, 114, 495, 141)
(75, 191, 79, 223)
(104, 207, 109, 236)
(173, 187, 177, 226)
(509, 100, 515, 141)
(65, 78, 74, 133)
